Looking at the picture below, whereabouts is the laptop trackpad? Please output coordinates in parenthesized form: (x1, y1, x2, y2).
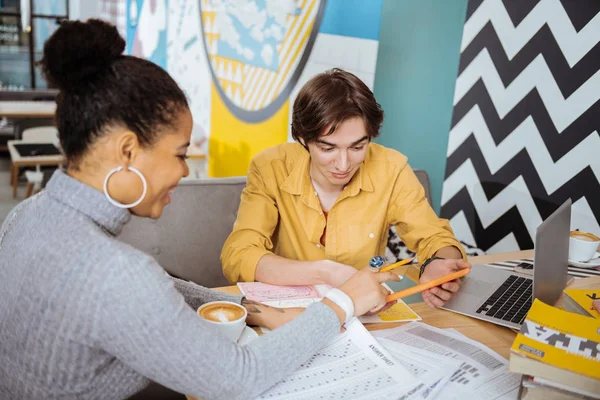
(460, 278, 495, 297)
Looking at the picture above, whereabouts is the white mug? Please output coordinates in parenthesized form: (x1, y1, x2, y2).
(197, 301, 247, 342)
(568, 231, 600, 262)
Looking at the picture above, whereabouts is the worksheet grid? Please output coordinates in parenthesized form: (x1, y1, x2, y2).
(267, 355, 378, 393)
(406, 326, 503, 371)
(449, 363, 480, 385)
(393, 357, 428, 377)
(385, 333, 483, 384)
(474, 372, 522, 400)
(297, 338, 360, 370)
(386, 332, 455, 358)
(258, 370, 398, 400)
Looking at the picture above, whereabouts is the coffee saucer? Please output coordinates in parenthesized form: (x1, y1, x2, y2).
(238, 326, 259, 345)
(568, 252, 600, 269)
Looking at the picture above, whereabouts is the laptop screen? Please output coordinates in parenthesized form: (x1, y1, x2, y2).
(532, 199, 571, 306)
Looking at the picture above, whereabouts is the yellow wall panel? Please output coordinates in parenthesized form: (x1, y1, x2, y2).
(208, 83, 289, 177)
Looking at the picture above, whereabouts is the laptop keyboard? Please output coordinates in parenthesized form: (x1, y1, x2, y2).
(475, 275, 532, 325)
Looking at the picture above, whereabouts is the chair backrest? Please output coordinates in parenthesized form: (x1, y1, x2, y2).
(12, 118, 55, 139)
(413, 169, 433, 207)
(117, 176, 247, 288)
(22, 126, 58, 143)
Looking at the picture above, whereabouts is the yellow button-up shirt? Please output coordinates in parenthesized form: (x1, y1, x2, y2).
(221, 142, 465, 283)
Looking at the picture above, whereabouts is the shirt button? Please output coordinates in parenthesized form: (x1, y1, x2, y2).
(369, 233, 374, 238)
(316, 244, 321, 248)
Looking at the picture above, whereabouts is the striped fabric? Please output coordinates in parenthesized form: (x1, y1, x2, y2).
(484, 259, 600, 279)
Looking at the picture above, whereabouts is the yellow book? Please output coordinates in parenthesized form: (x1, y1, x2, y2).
(563, 288, 600, 319)
(510, 299, 600, 381)
(358, 300, 421, 323)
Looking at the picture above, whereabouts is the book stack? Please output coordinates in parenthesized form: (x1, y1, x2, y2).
(509, 299, 600, 399)
(562, 288, 600, 319)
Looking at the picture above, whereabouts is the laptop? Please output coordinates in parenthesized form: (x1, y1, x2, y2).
(442, 199, 571, 329)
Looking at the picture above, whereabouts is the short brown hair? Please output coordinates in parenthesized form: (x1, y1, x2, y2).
(291, 68, 383, 146)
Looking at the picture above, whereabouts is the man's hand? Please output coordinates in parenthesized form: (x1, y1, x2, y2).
(420, 258, 470, 308)
(593, 299, 600, 314)
(242, 298, 305, 330)
(319, 260, 359, 287)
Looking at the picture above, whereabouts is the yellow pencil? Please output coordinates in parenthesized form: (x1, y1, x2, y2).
(378, 257, 415, 273)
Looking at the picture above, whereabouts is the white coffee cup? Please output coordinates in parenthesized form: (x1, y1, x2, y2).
(197, 301, 247, 342)
(568, 231, 600, 262)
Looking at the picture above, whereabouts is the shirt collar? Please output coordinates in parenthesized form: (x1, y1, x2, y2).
(280, 144, 375, 198)
(45, 169, 131, 236)
(280, 148, 310, 196)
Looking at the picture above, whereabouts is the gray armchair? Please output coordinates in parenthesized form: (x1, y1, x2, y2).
(118, 177, 246, 288)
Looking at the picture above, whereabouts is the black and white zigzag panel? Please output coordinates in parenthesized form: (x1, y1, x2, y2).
(441, 0, 600, 253)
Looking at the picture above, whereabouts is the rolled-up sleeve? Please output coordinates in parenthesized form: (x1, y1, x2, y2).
(389, 165, 466, 263)
(221, 161, 279, 283)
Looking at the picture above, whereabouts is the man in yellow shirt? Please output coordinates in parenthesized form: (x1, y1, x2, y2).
(221, 69, 470, 308)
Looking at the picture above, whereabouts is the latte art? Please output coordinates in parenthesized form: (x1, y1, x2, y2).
(199, 303, 245, 322)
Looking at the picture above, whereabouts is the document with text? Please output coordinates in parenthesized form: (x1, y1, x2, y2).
(254, 319, 430, 400)
(372, 322, 521, 400)
(238, 282, 421, 323)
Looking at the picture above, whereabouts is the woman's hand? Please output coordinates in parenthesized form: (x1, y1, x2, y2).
(322, 268, 399, 326)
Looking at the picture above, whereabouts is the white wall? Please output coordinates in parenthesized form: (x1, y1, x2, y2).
(69, 0, 100, 21)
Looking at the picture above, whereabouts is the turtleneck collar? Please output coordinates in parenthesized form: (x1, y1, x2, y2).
(45, 169, 131, 236)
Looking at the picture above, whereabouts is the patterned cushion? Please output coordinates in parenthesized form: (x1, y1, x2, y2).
(385, 225, 485, 263)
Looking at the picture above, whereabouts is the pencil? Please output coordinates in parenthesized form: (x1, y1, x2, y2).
(377, 257, 415, 273)
(386, 268, 471, 302)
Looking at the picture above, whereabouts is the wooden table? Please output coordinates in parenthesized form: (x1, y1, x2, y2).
(7, 139, 64, 198)
(188, 250, 600, 400)
(207, 251, 533, 359)
(187, 250, 600, 400)
(0, 101, 56, 119)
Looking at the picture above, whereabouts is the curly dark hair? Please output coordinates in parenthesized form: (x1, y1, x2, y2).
(291, 68, 383, 146)
(38, 19, 189, 168)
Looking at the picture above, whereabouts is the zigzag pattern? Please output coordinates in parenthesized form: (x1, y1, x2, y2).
(441, 0, 600, 252)
(461, 0, 600, 67)
(441, 140, 600, 243)
(453, 49, 600, 133)
(451, 79, 600, 162)
(446, 106, 600, 195)
(458, 20, 600, 96)
(442, 187, 534, 250)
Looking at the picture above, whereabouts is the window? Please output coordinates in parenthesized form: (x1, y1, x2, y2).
(0, 0, 68, 90)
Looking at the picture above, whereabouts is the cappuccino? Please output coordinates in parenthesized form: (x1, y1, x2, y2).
(197, 301, 247, 342)
(199, 303, 245, 322)
(570, 231, 600, 242)
(569, 231, 600, 262)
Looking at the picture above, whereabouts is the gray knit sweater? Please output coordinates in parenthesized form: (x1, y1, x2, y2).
(0, 170, 340, 400)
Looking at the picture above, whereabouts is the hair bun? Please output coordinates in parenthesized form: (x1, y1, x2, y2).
(40, 19, 125, 91)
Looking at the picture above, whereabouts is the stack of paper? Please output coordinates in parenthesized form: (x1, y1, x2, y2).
(373, 322, 522, 399)
(238, 282, 421, 323)
(245, 313, 516, 398)
(254, 319, 440, 400)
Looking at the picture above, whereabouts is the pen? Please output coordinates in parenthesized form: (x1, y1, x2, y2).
(378, 257, 415, 273)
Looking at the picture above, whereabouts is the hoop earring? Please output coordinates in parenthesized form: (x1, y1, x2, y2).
(103, 166, 147, 209)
